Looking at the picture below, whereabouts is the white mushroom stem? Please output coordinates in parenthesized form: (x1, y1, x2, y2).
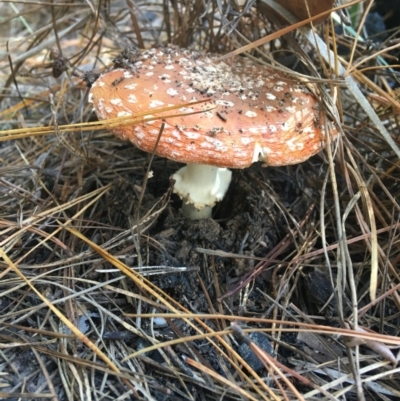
(172, 164, 232, 219)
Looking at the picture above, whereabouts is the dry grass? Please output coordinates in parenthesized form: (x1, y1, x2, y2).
(1, 0, 400, 400)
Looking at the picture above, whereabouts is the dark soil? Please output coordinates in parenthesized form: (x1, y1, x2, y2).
(97, 151, 315, 307)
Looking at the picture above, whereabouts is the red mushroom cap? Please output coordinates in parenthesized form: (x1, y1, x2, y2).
(89, 47, 336, 168)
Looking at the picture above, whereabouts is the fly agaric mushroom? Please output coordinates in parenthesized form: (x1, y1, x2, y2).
(89, 47, 336, 219)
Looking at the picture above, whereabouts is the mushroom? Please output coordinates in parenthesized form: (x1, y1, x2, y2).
(89, 47, 336, 219)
